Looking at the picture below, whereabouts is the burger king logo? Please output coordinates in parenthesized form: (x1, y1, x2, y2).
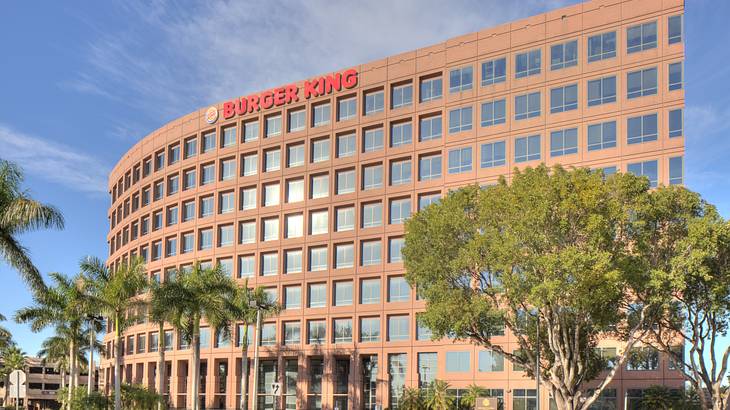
(205, 106, 219, 124)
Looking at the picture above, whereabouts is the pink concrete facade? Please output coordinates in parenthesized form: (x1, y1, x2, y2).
(102, 0, 686, 408)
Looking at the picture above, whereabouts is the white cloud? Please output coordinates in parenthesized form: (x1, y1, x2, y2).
(0, 124, 109, 195)
(69, 0, 578, 121)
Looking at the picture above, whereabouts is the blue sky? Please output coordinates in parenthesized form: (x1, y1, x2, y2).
(1, 0, 728, 359)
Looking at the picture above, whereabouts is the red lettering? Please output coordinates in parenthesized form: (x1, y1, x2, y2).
(285, 85, 299, 103)
(223, 102, 235, 119)
(273, 88, 286, 106)
(304, 79, 319, 98)
(342, 69, 358, 89)
(235, 98, 247, 116)
(324, 73, 342, 94)
(261, 91, 274, 109)
(247, 95, 260, 113)
(316, 78, 325, 96)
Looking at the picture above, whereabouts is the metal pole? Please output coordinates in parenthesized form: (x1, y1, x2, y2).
(15, 371, 19, 410)
(89, 324, 94, 394)
(251, 309, 262, 410)
(536, 313, 540, 410)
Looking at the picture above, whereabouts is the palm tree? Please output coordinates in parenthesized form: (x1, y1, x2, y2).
(399, 387, 424, 410)
(461, 384, 487, 410)
(424, 379, 454, 410)
(38, 330, 71, 389)
(38, 323, 102, 394)
(15, 272, 91, 403)
(0, 159, 64, 294)
(0, 313, 13, 353)
(149, 278, 183, 409)
(158, 262, 236, 410)
(2, 345, 26, 407)
(80, 256, 148, 410)
(228, 280, 280, 410)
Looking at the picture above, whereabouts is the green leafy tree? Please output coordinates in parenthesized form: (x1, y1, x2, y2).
(227, 279, 280, 410)
(1, 345, 25, 407)
(0, 159, 64, 294)
(58, 386, 109, 410)
(639, 385, 684, 409)
(398, 387, 424, 410)
(154, 261, 235, 410)
(460, 384, 487, 409)
(424, 379, 454, 410)
(121, 383, 164, 409)
(15, 272, 92, 404)
(149, 278, 180, 410)
(404, 165, 692, 410)
(80, 257, 148, 410)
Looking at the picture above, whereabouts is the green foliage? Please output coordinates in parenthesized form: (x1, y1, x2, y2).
(460, 384, 487, 409)
(638, 385, 692, 410)
(398, 387, 424, 410)
(0, 159, 64, 294)
(121, 384, 164, 409)
(58, 386, 109, 410)
(424, 379, 454, 410)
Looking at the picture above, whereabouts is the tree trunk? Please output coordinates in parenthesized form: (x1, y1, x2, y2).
(157, 322, 166, 410)
(191, 320, 201, 410)
(251, 310, 262, 410)
(114, 316, 122, 410)
(68, 337, 75, 404)
(240, 323, 249, 410)
(88, 325, 94, 395)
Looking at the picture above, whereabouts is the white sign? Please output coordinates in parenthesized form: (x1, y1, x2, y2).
(8, 369, 26, 399)
(271, 382, 282, 396)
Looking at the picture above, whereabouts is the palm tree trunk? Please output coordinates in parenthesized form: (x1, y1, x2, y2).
(68, 337, 75, 404)
(60, 369, 66, 389)
(73, 342, 79, 392)
(191, 320, 201, 410)
(88, 325, 94, 395)
(3, 375, 8, 406)
(157, 321, 165, 410)
(251, 310, 262, 410)
(240, 323, 249, 410)
(114, 316, 122, 410)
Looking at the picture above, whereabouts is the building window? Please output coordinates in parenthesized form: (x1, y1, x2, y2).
(262, 217, 279, 242)
(242, 153, 258, 176)
(478, 351, 505, 372)
(334, 281, 353, 306)
(627, 67, 658, 99)
(240, 187, 256, 210)
(389, 238, 405, 263)
(336, 207, 355, 232)
(199, 228, 213, 250)
(388, 277, 410, 302)
(169, 144, 180, 164)
(392, 83, 413, 109)
(627, 21, 657, 53)
(627, 113, 658, 145)
(448, 147, 472, 174)
(239, 220, 256, 244)
(307, 320, 326, 345)
(261, 252, 278, 276)
(286, 179, 304, 203)
(333, 319, 353, 343)
(218, 225, 234, 247)
(165, 236, 177, 257)
(481, 57, 506, 86)
(288, 109, 305, 132)
(264, 149, 281, 172)
(481, 99, 506, 127)
(550, 40, 578, 70)
(263, 183, 280, 207)
(420, 76, 442, 102)
(419, 154, 442, 181)
(311, 174, 329, 199)
(359, 317, 380, 342)
(668, 15, 683, 44)
(515, 49, 541, 78)
(283, 322, 300, 345)
(336, 169, 355, 195)
(243, 120, 259, 142)
(360, 279, 381, 304)
(335, 243, 354, 269)
(550, 128, 578, 157)
(337, 133, 356, 158)
(238, 255, 254, 278)
(221, 126, 236, 148)
(390, 122, 412, 148)
(448, 106, 473, 133)
(626, 347, 660, 370)
(201, 164, 215, 185)
(513, 390, 538, 410)
(311, 138, 330, 163)
(183, 169, 196, 190)
(362, 165, 383, 190)
(364, 90, 384, 115)
(167, 175, 179, 195)
(390, 160, 411, 186)
(309, 247, 328, 271)
(361, 240, 382, 266)
(418, 353, 437, 387)
(260, 323, 276, 346)
(184, 137, 197, 158)
(481, 141, 506, 168)
(445, 351, 470, 372)
(669, 62, 683, 91)
(181, 232, 194, 253)
(588, 31, 616, 62)
(587, 76, 617, 106)
(628, 160, 659, 188)
(287, 143, 304, 168)
(587, 121, 617, 151)
(515, 135, 541, 163)
(200, 132, 215, 153)
(550, 84, 578, 113)
(388, 316, 409, 341)
(449, 66, 473, 92)
(265, 114, 282, 137)
(515, 91, 541, 120)
(338, 97, 357, 121)
(285, 214, 303, 239)
(308, 283, 326, 308)
(154, 151, 165, 171)
(310, 210, 328, 235)
(669, 156, 684, 185)
(419, 115, 442, 141)
(389, 198, 411, 225)
(363, 127, 384, 153)
(285, 249, 302, 274)
(669, 109, 683, 138)
(220, 158, 235, 181)
(312, 103, 331, 127)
